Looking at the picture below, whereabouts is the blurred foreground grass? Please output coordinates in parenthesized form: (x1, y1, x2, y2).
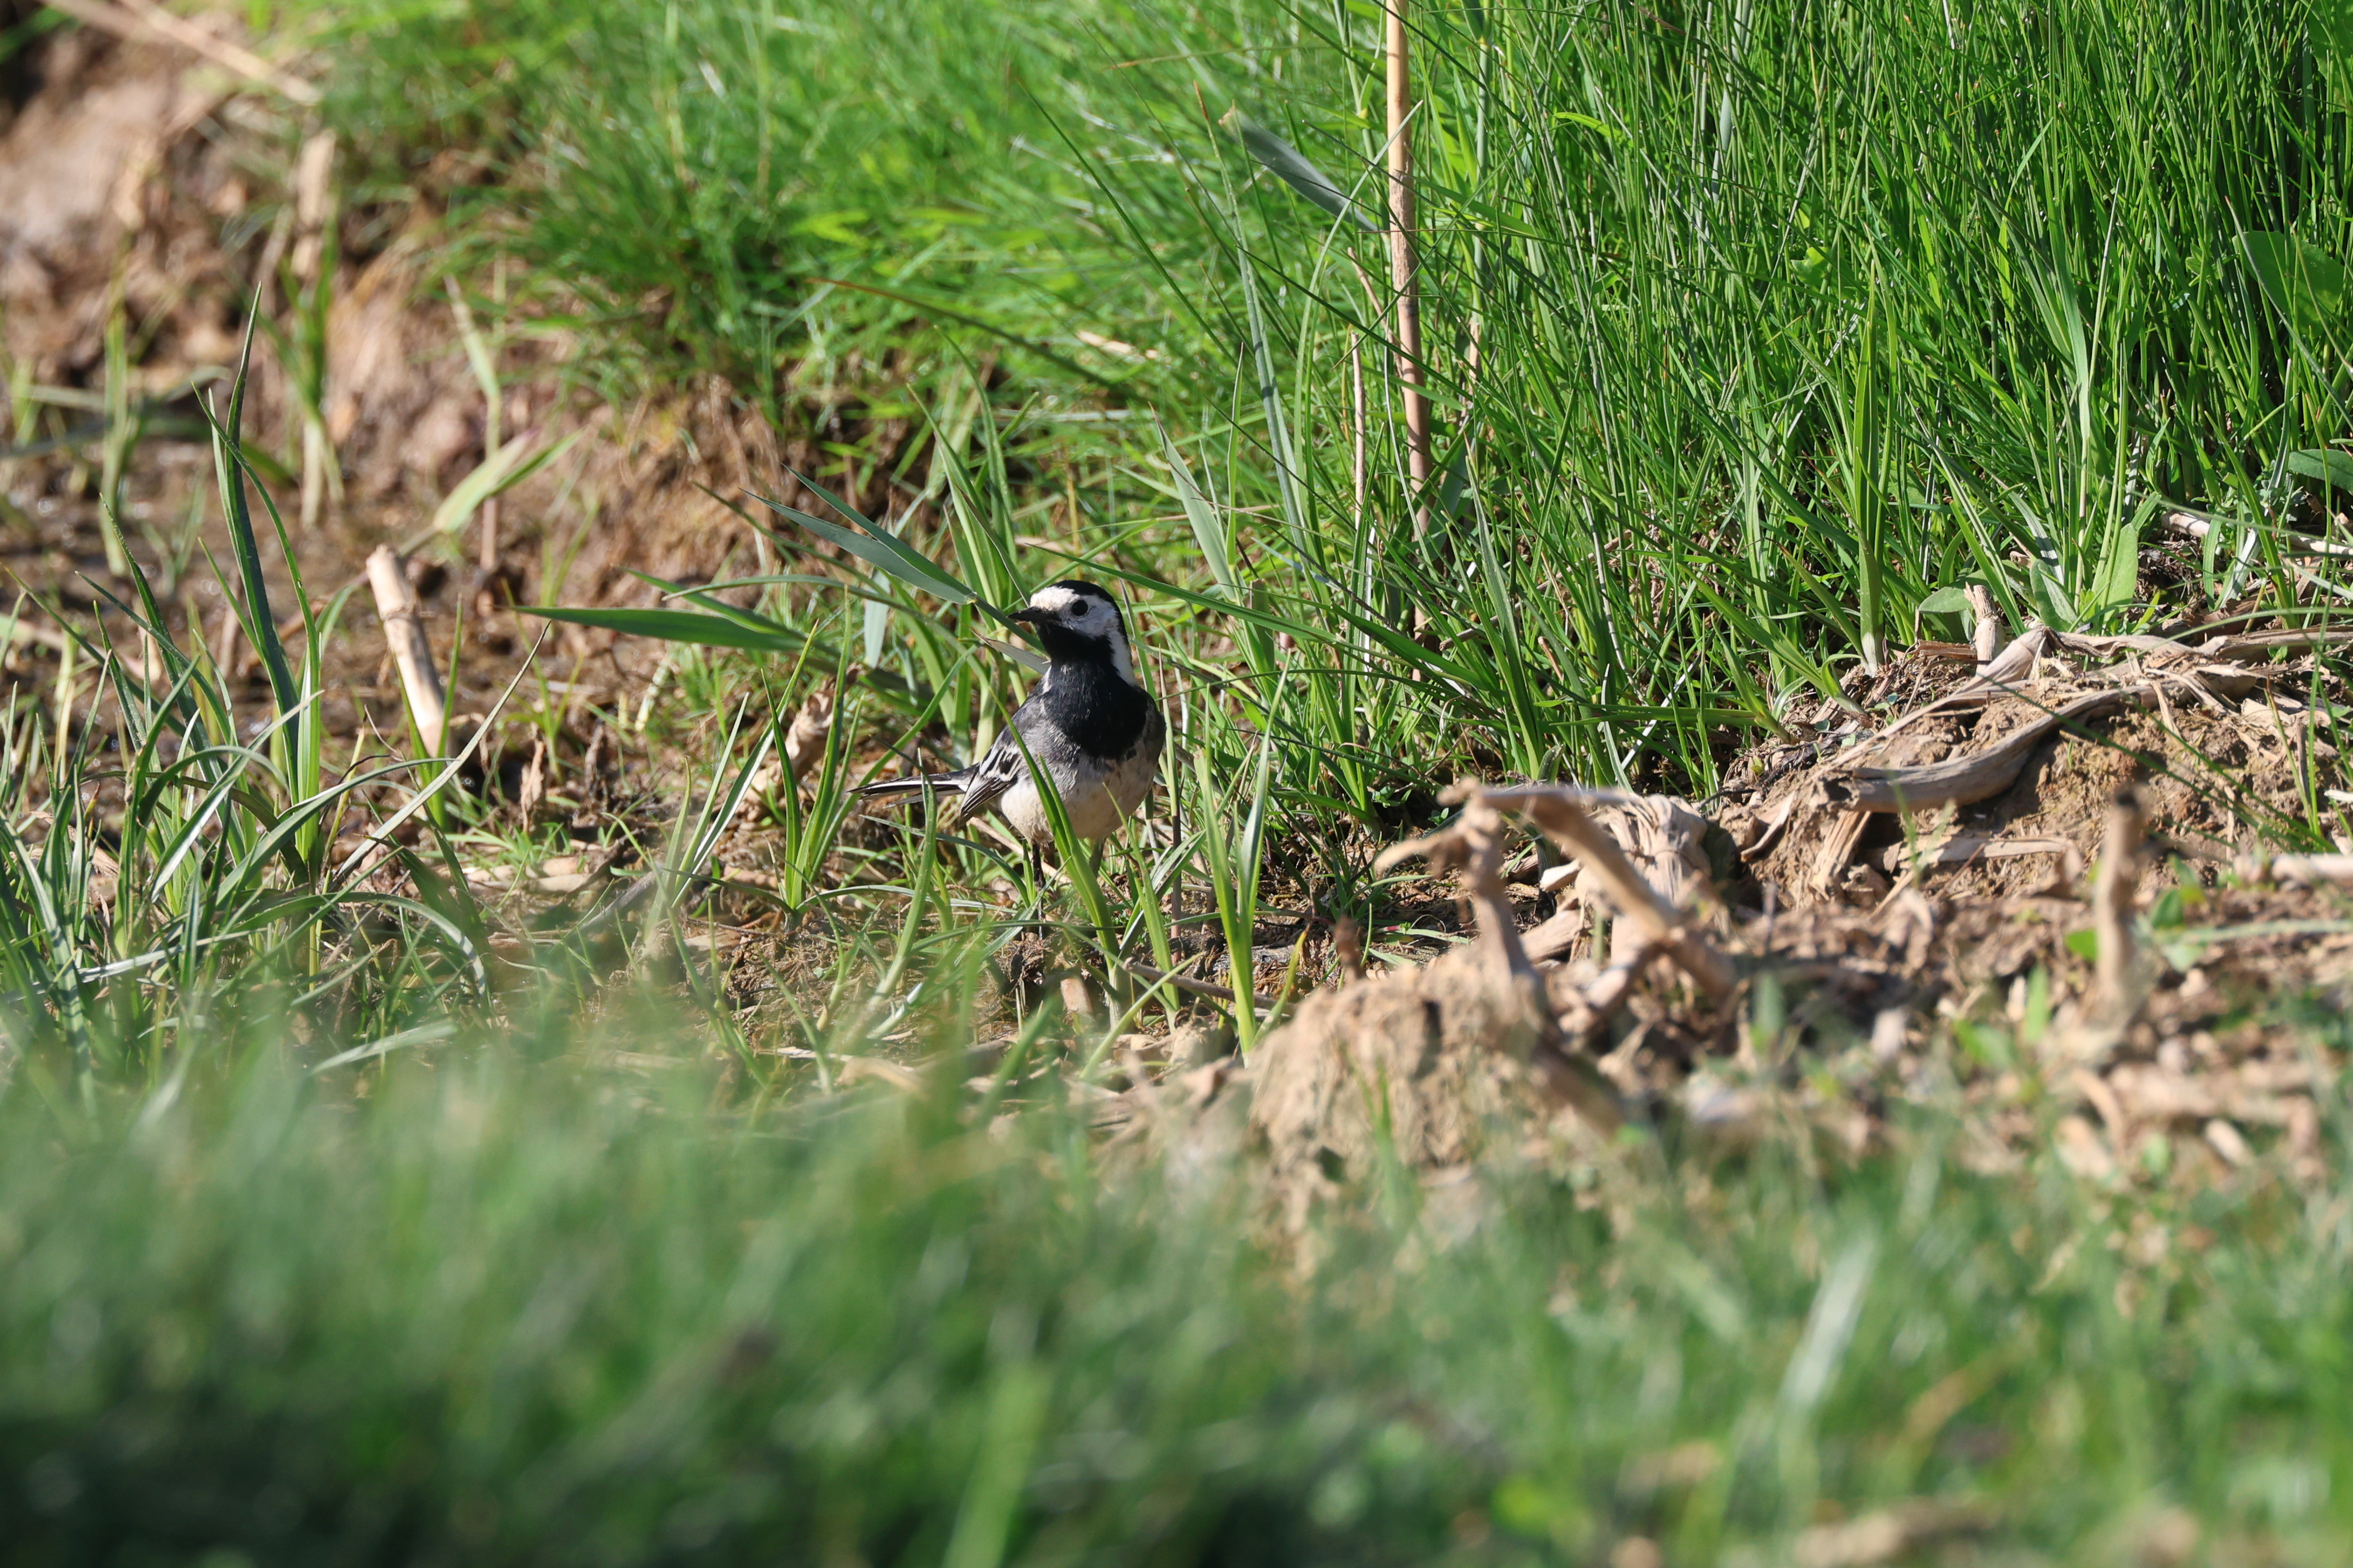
(6, 1007, 2353, 1564)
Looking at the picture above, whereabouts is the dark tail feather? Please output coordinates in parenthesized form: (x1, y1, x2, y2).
(857, 772, 969, 801)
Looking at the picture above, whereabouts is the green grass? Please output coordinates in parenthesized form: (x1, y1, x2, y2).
(7, 1021, 2353, 1563)
(1, 1043, 1470, 1566)
(12, 0, 2353, 1556)
(283, 0, 2353, 802)
(283, 0, 1224, 420)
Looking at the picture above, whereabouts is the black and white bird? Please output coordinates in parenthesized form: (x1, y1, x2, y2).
(859, 580, 1164, 848)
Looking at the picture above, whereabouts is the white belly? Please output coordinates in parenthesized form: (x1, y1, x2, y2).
(999, 749, 1156, 845)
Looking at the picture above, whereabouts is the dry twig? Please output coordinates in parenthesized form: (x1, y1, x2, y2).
(1124, 959, 1277, 1011)
(365, 546, 446, 754)
(2092, 788, 2143, 1010)
(1965, 583, 2002, 670)
(784, 683, 838, 782)
(2049, 788, 2152, 1065)
(45, 0, 320, 104)
(2265, 852, 2353, 886)
(1383, 0, 1433, 537)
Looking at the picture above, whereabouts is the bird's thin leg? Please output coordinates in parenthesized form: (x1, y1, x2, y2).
(1026, 840, 1043, 888)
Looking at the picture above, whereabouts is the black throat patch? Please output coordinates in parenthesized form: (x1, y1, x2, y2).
(1034, 646, 1152, 760)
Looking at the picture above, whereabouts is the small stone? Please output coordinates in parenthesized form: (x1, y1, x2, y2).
(1869, 1007, 1909, 1065)
(2054, 1114, 2114, 1179)
(1166, 1020, 1235, 1069)
(2203, 1118, 2252, 1167)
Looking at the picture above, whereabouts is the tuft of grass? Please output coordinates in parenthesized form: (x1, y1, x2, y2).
(0, 356, 479, 1083)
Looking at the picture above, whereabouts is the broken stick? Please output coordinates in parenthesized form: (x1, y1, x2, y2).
(1965, 584, 2002, 670)
(2050, 787, 2152, 1065)
(2092, 787, 2143, 1013)
(2265, 852, 2353, 886)
(365, 545, 447, 754)
(783, 682, 838, 783)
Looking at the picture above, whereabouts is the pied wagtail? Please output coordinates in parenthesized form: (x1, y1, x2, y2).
(859, 580, 1164, 849)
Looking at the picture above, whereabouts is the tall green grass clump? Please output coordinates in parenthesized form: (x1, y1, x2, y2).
(285, 0, 1227, 420)
(1104, 0, 2353, 798)
(291, 0, 2353, 808)
(0, 362, 499, 1092)
(1376, 0, 2353, 758)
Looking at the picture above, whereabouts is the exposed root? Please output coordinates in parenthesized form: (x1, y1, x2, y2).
(1479, 783, 1735, 1000)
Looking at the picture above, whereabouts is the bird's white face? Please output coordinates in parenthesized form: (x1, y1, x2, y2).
(1025, 584, 1138, 685)
(1026, 584, 1123, 640)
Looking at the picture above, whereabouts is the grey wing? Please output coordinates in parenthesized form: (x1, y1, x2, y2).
(947, 723, 1030, 826)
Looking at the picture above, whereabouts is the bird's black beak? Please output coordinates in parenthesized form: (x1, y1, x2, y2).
(1006, 608, 1047, 628)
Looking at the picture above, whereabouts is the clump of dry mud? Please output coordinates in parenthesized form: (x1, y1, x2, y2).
(1115, 625, 2353, 1226)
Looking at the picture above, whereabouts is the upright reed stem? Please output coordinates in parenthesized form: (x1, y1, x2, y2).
(1385, 0, 1432, 541)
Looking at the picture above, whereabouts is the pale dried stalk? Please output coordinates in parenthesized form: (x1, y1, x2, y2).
(1384, 0, 1433, 538)
(293, 129, 339, 530)
(728, 680, 848, 837)
(2049, 787, 2150, 1065)
(2268, 852, 2353, 885)
(783, 685, 835, 782)
(365, 546, 446, 754)
(2157, 508, 2353, 561)
(2092, 788, 2143, 1010)
(2, 616, 68, 655)
(1964, 583, 2001, 669)
(1479, 784, 1737, 1001)
(290, 131, 337, 284)
(46, 0, 320, 104)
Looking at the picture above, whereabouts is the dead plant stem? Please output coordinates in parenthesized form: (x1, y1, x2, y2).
(1385, 0, 1433, 542)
